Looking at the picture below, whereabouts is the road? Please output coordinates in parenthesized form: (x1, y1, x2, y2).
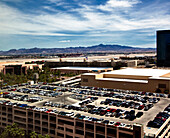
(32, 93, 75, 107)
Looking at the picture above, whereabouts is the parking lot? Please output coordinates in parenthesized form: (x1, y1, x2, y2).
(0, 84, 77, 107)
(0, 83, 170, 135)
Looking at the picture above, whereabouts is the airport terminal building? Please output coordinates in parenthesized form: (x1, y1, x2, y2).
(81, 68, 170, 93)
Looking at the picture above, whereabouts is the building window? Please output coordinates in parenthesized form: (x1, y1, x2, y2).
(83, 79, 88, 82)
(158, 84, 166, 88)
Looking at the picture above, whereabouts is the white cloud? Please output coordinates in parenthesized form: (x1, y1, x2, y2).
(108, 0, 140, 7)
(0, 0, 170, 39)
(0, 2, 90, 35)
(47, 0, 68, 6)
(59, 40, 71, 43)
(98, 0, 140, 11)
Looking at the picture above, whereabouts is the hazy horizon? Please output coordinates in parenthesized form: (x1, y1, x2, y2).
(0, 43, 156, 52)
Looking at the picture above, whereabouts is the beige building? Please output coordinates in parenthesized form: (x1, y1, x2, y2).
(0, 104, 144, 138)
(2, 64, 43, 75)
(81, 68, 170, 93)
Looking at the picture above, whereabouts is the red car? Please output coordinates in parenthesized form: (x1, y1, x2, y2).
(43, 82, 47, 85)
(107, 108, 117, 112)
(107, 108, 112, 112)
(111, 109, 117, 112)
(46, 109, 53, 113)
(138, 105, 144, 110)
(11, 88, 16, 91)
(114, 122, 121, 126)
(3, 92, 10, 95)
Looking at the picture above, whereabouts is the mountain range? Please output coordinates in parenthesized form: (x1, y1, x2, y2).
(0, 44, 156, 55)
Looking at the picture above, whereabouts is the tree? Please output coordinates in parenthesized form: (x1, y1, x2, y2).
(30, 131, 37, 138)
(0, 72, 4, 80)
(0, 124, 50, 138)
(0, 123, 25, 138)
(30, 131, 50, 138)
(1, 73, 28, 86)
(55, 70, 61, 79)
(26, 69, 34, 80)
(44, 134, 51, 138)
(39, 74, 47, 82)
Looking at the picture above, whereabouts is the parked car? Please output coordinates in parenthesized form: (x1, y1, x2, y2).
(136, 112, 143, 118)
(114, 122, 121, 127)
(138, 105, 144, 110)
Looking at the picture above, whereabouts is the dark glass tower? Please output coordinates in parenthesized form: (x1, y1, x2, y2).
(157, 30, 170, 67)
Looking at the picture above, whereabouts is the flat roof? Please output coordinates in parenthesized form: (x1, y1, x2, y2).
(3, 64, 23, 66)
(97, 78, 148, 83)
(62, 78, 81, 85)
(149, 76, 170, 80)
(82, 73, 98, 75)
(102, 68, 170, 78)
(51, 67, 112, 71)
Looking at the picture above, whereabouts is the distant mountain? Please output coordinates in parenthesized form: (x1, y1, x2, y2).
(0, 44, 155, 55)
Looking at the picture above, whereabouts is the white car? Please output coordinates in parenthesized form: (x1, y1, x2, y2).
(108, 121, 115, 125)
(119, 123, 126, 127)
(96, 118, 104, 123)
(110, 112, 116, 117)
(125, 124, 133, 129)
(33, 107, 40, 111)
(119, 110, 126, 114)
(163, 94, 168, 98)
(105, 112, 112, 116)
(40, 107, 48, 112)
(50, 109, 58, 114)
(65, 112, 74, 117)
(83, 116, 90, 121)
(23, 97, 28, 101)
(30, 91, 35, 94)
(163, 111, 170, 115)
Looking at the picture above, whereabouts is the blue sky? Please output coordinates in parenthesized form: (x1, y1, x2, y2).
(0, 0, 170, 50)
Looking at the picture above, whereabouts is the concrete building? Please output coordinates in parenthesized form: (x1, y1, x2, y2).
(81, 68, 170, 93)
(157, 30, 170, 67)
(127, 60, 138, 67)
(0, 102, 169, 138)
(3, 65, 25, 75)
(45, 61, 118, 68)
(51, 67, 113, 74)
(2, 64, 42, 75)
(0, 104, 145, 138)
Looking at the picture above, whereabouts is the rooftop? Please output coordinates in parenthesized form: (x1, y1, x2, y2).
(102, 68, 170, 78)
(0, 83, 169, 137)
(51, 66, 112, 71)
(97, 78, 148, 83)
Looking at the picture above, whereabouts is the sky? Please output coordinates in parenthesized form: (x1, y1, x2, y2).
(0, 0, 170, 50)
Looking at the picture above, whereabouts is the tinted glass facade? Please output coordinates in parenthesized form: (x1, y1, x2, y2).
(157, 30, 170, 67)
